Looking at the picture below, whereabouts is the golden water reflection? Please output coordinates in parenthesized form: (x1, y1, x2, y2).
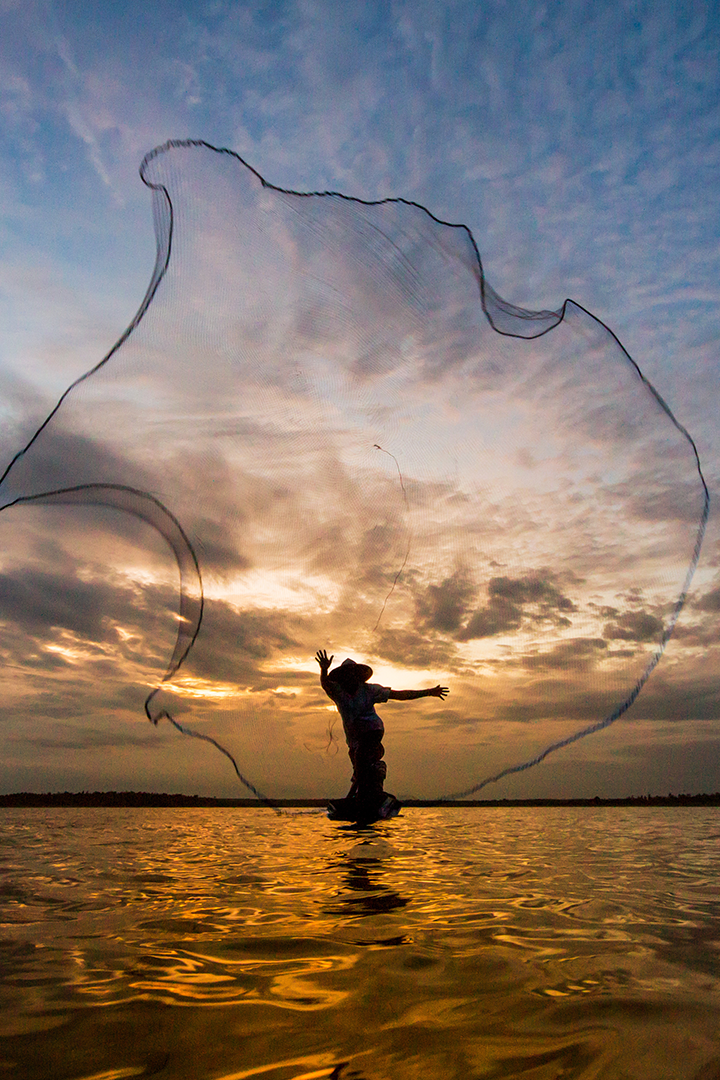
(1, 807, 719, 1079)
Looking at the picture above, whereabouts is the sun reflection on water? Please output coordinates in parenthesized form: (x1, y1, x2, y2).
(1, 807, 720, 1079)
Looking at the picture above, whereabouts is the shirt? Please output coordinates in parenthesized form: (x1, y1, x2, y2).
(325, 682, 391, 744)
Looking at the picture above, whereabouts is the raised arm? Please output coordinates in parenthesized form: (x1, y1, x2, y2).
(315, 649, 335, 697)
(389, 685, 449, 701)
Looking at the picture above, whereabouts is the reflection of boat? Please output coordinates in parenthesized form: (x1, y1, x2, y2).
(327, 794, 402, 824)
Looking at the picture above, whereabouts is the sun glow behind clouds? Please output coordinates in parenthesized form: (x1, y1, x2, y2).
(223, 572, 340, 614)
(163, 678, 240, 701)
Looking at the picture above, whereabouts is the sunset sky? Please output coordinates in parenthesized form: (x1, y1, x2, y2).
(1, 0, 719, 800)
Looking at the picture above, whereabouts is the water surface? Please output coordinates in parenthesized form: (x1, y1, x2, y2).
(1, 807, 719, 1079)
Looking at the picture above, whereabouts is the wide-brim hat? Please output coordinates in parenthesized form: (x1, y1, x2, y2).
(327, 657, 373, 683)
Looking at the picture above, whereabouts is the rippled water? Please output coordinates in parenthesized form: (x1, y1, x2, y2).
(1, 807, 719, 1079)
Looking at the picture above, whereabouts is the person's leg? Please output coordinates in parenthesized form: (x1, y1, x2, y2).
(346, 742, 359, 799)
(355, 734, 386, 814)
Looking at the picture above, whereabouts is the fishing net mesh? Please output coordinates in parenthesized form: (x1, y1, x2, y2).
(0, 141, 708, 800)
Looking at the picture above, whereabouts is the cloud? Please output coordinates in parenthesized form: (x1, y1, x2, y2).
(373, 626, 461, 671)
(520, 636, 608, 672)
(625, 675, 720, 724)
(613, 476, 708, 527)
(672, 593, 720, 645)
(0, 564, 137, 640)
(694, 583, 720, 613)
(20, 727, 162, 751)
(459, 595, 524, 640)
(2, 422, 154, 503)
(456, 572, 577, 641)
(185, 600, 304, 684)
(603, 610, 665, 643)
(415, 568, 477, 634)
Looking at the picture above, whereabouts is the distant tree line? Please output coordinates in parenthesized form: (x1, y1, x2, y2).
(0, 792, 718, 808)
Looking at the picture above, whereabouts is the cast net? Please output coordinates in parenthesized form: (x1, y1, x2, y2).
(0, 140, 708, 800)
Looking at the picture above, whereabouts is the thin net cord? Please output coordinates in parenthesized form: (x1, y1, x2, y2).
(156, 714, 273, 804)
(372, 444, 412, 632)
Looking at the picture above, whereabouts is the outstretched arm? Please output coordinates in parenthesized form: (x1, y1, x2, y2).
(315, 649, 335, 698)
(389, 685, 449, 701)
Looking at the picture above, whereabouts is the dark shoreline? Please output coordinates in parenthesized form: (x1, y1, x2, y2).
(0, 791, 718, 808)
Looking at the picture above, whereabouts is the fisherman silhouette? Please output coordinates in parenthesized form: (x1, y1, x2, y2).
(316, 650, 448, 822)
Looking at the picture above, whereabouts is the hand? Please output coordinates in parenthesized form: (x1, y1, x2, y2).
(430, 685, 449, 699)
(315, 649, 333, 673)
